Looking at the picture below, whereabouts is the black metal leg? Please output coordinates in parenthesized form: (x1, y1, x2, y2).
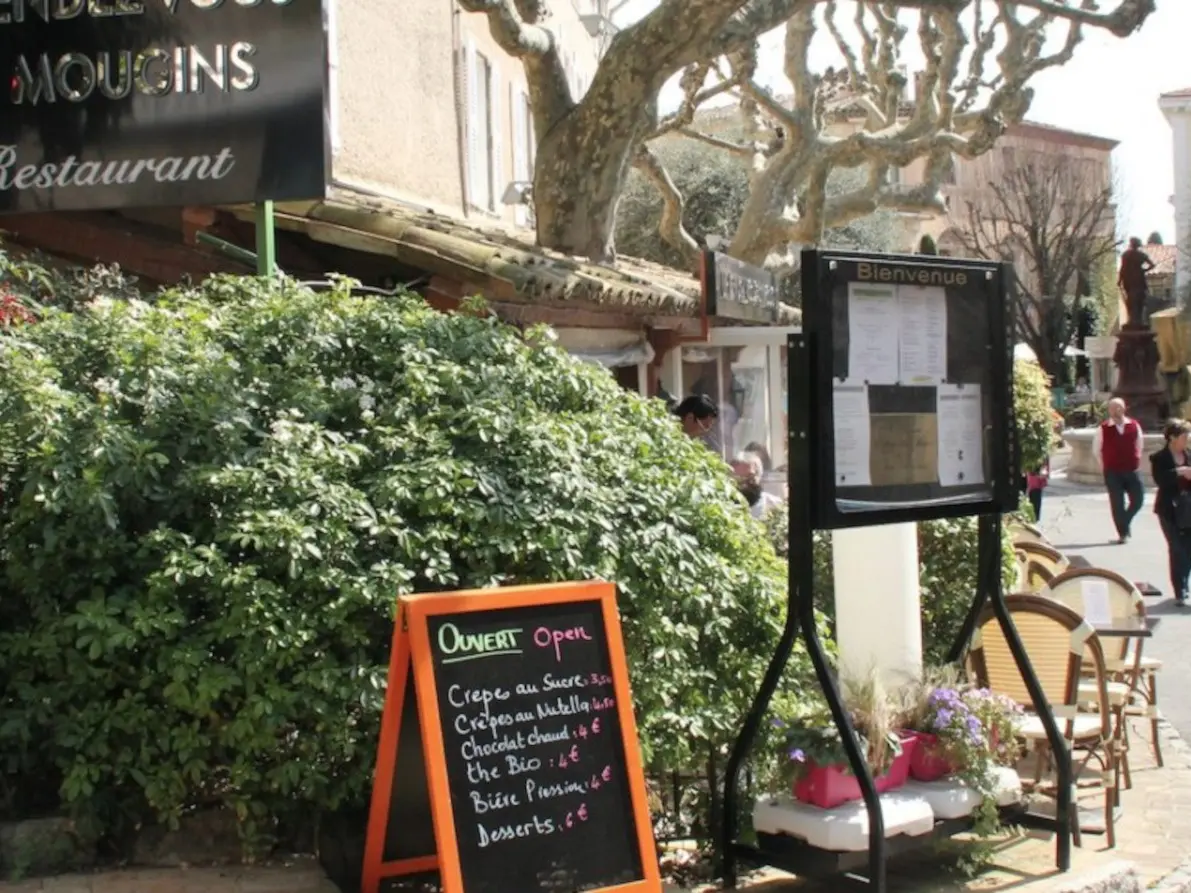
(721, 335, 815, 888)
(720, 578, 802, 888)
(978, 514, 1072, 871)
(796, 550, 886, 893)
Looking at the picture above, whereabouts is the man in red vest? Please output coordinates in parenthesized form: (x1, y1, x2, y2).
(1096, 397, 1145, 543)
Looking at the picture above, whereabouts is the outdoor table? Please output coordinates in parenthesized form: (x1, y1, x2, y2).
(1090, 617, 1158, 638)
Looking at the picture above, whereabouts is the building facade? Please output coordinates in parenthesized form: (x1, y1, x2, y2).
(331, 0, 603, 228)
(928, 121, 1118, 259)
(1161, 88, 1191, 303)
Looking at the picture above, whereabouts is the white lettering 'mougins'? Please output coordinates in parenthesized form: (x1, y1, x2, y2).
(0, 146, 237, 191)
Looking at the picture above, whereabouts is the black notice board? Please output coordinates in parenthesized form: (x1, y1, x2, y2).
(801, 249, 1017, 529)
(426, 601, 645, 893)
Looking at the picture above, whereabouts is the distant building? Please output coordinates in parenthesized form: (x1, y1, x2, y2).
(1160, 88, 1191, 303)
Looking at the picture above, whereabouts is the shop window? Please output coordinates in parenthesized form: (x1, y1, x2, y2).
(681, 346, 772, 464)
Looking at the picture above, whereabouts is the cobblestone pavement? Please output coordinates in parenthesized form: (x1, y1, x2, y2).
(0, 859, 339, 893)
(734, 717, 1191, 892)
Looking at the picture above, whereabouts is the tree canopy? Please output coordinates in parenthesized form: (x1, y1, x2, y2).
(459, 0, 1153, 266)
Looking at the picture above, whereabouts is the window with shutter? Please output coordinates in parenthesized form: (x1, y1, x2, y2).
(465, 46, 495, 211)
(325, 0, 340, 152)
(464, 40, 482, 209)
(525, 92, 535, 169)
(510, 83, 529, 227)
(488, 66, 502, 212)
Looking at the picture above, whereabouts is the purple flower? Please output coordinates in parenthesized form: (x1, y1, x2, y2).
(771, 718, 785, 729)
(788, 748, 806, 763)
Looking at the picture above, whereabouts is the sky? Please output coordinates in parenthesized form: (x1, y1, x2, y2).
(622, 0, 1189, 243)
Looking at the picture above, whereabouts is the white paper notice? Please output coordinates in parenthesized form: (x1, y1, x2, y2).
(833, 381, 872, 487)
(1080, 579, 1113, 626)
(898, 285, 948, 384)
(935, 384, 985, 486)
(847, 282, 900, 384)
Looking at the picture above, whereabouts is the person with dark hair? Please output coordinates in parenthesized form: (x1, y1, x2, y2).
(674, 394, 718, 439)
(1025, 458, 1049, 521)
(1151, 418, 1191, 606)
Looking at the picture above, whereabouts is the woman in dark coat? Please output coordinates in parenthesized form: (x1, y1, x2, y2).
(1150, 418, 1191, 605)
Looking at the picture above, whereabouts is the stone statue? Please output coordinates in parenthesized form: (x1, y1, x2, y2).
(1118, 236, 1156, 328)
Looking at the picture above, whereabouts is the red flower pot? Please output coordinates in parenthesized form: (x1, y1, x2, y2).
(909, 729, 1001, 782)
(880, 731, 918, 791)
(909, 733, 954, 782)
(792, 733, 918, 809)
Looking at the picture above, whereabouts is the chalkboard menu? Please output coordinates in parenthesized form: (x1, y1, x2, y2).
(428, 601, 642, 893)
(800, 249, 1017, 529)
(362, 582, 660, 893)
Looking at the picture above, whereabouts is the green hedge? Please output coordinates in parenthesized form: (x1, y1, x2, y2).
(0, 271, 806, 850)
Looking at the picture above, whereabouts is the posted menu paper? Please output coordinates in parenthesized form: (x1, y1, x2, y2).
(898, 285, 948, 384)
(833, 381, 872, 487)
(1079, 579, 1113, 627)
(936, 384, 985, 485)
(847, 282, 900, 384)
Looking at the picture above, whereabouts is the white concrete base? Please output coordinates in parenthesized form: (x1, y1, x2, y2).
(752, 768, 1025, 852)
(1062, 428, 1164, 487)
(903, 766, 1024, 818)
(753, 791, 935, 852)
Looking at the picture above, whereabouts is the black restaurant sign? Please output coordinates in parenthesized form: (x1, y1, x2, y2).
(0, 0, 328, 213)
(702, 250, 781, 324)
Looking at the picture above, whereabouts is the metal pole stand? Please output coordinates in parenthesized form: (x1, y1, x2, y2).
(255, 200, 277, 276)
(722, 334, 886, 891)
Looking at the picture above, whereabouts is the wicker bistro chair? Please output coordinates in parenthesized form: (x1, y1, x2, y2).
(1016, 541, 1070, 580)
(968, 594, 1117, 849)
(1017, 552, 1056, 592)
(1043, 568, 1150, 791)
(1009, 519, 1052, 547)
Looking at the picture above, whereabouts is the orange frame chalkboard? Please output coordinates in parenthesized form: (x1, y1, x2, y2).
(361, 580, 661, 893)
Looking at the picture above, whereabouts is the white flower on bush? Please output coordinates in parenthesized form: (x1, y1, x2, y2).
(358, 393, 375, 412)
(331, 376, 356, 391)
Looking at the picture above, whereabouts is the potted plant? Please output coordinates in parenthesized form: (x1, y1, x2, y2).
(773, 675, 917, 809)
(901, 685, 1021, 782)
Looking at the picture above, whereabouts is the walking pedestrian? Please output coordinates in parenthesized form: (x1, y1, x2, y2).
(1095, 397, 1144, 543)
(1150, 418, 1191, 605)
(1025, 458, 1049, 521)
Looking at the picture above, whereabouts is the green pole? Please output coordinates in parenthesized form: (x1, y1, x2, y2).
(255, 201, 276, 276)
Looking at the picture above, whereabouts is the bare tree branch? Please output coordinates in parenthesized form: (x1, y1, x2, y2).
(678, 128, 754, 156)
(458, 0, 1155, 262)
(632, 145, 701, 269)
(951, 155, 1120, 380)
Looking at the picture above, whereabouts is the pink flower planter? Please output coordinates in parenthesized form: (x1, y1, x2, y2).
(909, 729, 1000, 782)
(792, 733, 918, 809)
(909, 733, 954, 782)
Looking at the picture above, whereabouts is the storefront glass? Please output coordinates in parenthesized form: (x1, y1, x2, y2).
(681, 345, 773, 464)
